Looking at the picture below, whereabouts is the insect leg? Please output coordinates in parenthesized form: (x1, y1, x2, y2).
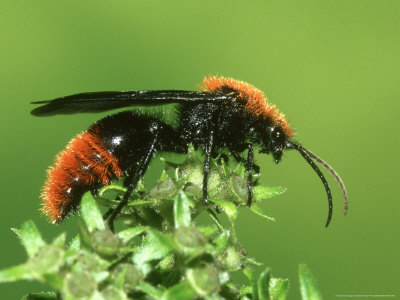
(230, 150, 243, 162)
(103, 208, 113, 220)
(231, 150, 260, 175)
(246, 143, 254, 207)
(107, 135, 158, 231)
(203, 130, 214, 205)
(102, 194, 122, 220)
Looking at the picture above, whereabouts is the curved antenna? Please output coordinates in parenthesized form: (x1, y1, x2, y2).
(301, 147, 348, 216)
(287, 142, 333, 227)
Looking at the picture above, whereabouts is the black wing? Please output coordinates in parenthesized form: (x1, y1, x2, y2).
(31, 90, 232, 116)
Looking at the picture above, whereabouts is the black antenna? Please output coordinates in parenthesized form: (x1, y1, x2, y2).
(301, 147, 348, 216)
(287, 142, 333, 227)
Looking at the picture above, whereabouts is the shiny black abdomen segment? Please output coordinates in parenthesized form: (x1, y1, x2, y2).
(90, 111, 182, 172)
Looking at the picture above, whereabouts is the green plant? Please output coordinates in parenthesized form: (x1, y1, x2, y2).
(0, 147, 322, 299)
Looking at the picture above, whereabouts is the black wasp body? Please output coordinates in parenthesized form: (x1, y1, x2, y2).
(32, 76, 347, 230)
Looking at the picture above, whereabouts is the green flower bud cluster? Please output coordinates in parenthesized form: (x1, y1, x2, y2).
(0, 148, 322, 299)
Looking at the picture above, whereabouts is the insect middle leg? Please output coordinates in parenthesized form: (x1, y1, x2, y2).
(231, 146, 259, 207)
(202, 129, 215, 205)
(246, 143, 254, 207)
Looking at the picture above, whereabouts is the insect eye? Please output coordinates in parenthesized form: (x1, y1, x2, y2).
(269, 126, 281, 139)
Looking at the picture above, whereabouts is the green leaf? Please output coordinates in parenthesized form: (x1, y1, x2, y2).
(127, 199, 155, 207)
(197, 225, 218, 237)
(299, 264, 322, 300)
(136, 178, 145, 192)
(159, 169, 170, 181)
(117, 226, 147, 244)
(269, 278, 289, 300)
(147, 180, 176, 199)
(257, 267, 271, 300)
(245, 257, 263, 266)
(230, 176, 248, 200)
(219, 155, 230, 177)
(80, 192, 105, 233)
(78, 219, 92, 249)
(64, 235, 80, 265)
(137, 281, 163, 299)
(98, 184, 126, 198)
(175, 227, 206, 255)
(213, 231, 229, 255)
(175, 174, 191, 189)
(210, 198, 238, 220)
(206, 210, 224, 232)
(21, 291, 58, 300)
(52, 232, 66, 247)
(253, 186, 286, 201)
(243, 268, 257, 300)
(249, 204, 275, 222)
(219, 271, 230, 285)
(234, 161, 246, 177)
(161, 158, 180, 172)
(10, 227, 21, 238)
(0, 264, 33, 282)
(240, 285, 254, 297)
(174, 191, 191, 228)
(162, 280, 197, 300)
(100, 286, 127, 300)
(133, 229, 178, 266)
(113, 265, 128, 290)
(15, 221, 46, 258)
(67, 235, 80, 251)
(111, 263, 142, 291)
(42, 273, 63, 290)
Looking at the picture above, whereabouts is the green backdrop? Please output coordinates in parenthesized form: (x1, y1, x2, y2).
(1, 0, 399, 298)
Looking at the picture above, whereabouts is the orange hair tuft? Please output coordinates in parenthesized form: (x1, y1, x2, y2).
(41, 130, 122, 223)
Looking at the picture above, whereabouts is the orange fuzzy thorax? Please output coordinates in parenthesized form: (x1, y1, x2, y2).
(202, 76, 293, 137)
(41, 129, 122, 223)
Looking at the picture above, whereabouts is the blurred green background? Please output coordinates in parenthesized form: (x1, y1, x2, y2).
(1, 0, 399, 298)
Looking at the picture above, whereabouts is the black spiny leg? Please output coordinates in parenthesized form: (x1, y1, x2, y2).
(230, 150, 243, 163)
(203, 130, 214, 205)
(231, 150, 260, 175)
(107, 135, 158, 231)
(246, 143, 254, 207)
(103, 207, 114, 221)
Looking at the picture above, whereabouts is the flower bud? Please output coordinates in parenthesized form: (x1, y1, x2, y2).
(64, 271, 96, 298)
(175, 227, 205, 251)
(187, 264, 220, 296)
(92, 229, 120, 258)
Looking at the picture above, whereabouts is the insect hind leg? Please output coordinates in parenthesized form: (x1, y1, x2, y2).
(106, 134, 158, 231)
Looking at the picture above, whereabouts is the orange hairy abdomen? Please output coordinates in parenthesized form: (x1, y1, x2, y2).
(41, 130, 122, 223)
